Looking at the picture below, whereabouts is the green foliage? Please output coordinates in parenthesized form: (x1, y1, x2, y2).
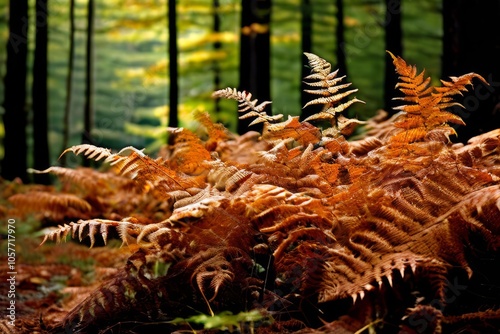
(169, 310, 271, 331)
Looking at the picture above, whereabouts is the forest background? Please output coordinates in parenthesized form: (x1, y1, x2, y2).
(1, 0, 499, 184)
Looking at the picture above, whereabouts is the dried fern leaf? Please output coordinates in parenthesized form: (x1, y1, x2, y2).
(9, 191, 92, 213)
(60, 144, 112, 161)
(304, 82, 352, 95)
(387, 51, 487, 146)
(303, 89, 360, 109)
(106, 146, 200, 192)
(172, 186, 219, 209)
(304, 98, 365, 123)
(224, 169, 254, 192)
(304, 52, 331, 76)
(168, 127, 212, 175)
(262, 116, 322, 146)
(194, 110, 231, 150)
(40, 218, 145, 248)
(304, 74, 345, 88)
(206, 160, 242, 190)
(302, 53, 365, 136)
(389, 128, 428, 146)
(436, 73, 488, 96)
(337, 115, 367, 136)
(213, 87, 280, 128)
(27, 166, 115, 193)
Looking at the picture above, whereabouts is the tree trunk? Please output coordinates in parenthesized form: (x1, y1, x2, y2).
(441, 0, 459, 79)
(82, 0, 95, 168)
(441, 0, 500, 142)
(168, 0, 179, 129)
(384, 0, 403, 114)
(335, 0, 347, 77)
(212, 0, 221, 114)
(238, 0, 272, 134)
(32, 0, 51, 184)
(60, 0, 76, 167)
(1, 0, 29, 182)
(300, 0, 313, 119)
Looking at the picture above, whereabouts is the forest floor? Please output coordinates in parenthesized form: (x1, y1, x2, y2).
(0, 225, 131, 332)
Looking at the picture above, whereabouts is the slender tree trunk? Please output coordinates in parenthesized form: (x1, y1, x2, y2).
(60, 0, 76, 167)
(82, 0, 95, 168)
(2, 0, 29, 182)
(383, 0, 403, 113)
(168, 0, 179, 129)
(212, 0, 221, 114)
(300, 0, 312, 118)
(238, 0, 272, 134)
(32, 0, 51, 184)
(441, 0, 500, 142)
(335, 0, 347, 77)
(441, 0, 459, 79)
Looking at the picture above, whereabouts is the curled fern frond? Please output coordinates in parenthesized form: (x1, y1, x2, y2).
(60, 144, 112, 161)
(302, 53, 365, 137)
(213, 87, 281, 126)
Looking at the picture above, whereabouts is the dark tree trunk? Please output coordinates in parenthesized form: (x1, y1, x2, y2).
(441, 0, 459, 79)
(300, 0, 313, 119)
(335, 0, 347, 77)
(32, 0, 51, 184)
(60, 0, 76, 167)
(212, 0, 221, 114)
(2, 0, 29, 182)
(168, 0, 179, 129)
(238, 0, 272, 134)
(441, 0, 500, 142)
(384, 0, 403, 114)
(82, 0, 95, 167)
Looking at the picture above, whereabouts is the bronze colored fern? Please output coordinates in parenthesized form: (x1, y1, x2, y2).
(387, 51, 487, 147)
(18, 53, 500, 334)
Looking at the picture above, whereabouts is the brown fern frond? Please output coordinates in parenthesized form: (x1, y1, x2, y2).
(262, 115, 322, 146)
(60, 144, 201, 193)
(40, 217, 145, 247)
(193, 110, 231, 151)
(212, 87, 280, 126)
(27, 167, 116, 194)
(108, 146, 202, 193)
(350, 136, 383, 156)
(204, 158, 263, 194)
(302, 53, 365, 137)
(303, 89, 360, 109)
(172, 185, 219, 210)
(25, 53, 500, 334)
(167, 127, 213, 175)
(9, 191, 91, 213)
(436, 73, 488, 97)
(387, 51, 487, 146)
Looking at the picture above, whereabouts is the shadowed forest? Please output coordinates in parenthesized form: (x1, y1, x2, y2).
(1, 1, 500, 333)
